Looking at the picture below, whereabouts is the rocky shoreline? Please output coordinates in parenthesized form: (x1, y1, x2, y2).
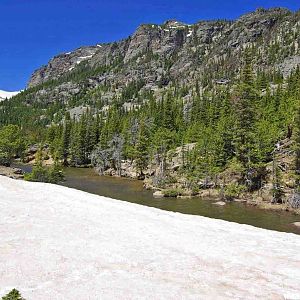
(7, 138, 300, 216)
(147, 184, 300, 215)
(0, 166, 24, 180)
(2, 158, 300, 220)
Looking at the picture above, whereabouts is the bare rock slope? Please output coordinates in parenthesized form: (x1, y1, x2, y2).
(23, 8, 300, 106)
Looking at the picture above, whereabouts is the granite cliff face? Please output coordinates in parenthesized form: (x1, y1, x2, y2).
(24, 8, 300, 108)
(28, 46, 100, 87)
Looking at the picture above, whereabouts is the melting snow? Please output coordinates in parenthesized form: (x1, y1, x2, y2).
(0, 176, 300, 299)
(0, 90, 20, 101)
(187, 29, 193, 37)
(75, 55, 93, 64)
(78, 55, 93, 59)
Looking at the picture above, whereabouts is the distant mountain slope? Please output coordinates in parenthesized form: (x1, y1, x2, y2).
(23, 7, 300, 109)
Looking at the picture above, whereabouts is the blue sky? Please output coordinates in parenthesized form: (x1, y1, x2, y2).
(0, 0, 299, 91)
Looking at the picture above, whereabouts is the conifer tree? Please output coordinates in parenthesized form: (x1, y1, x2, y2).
(234, 49, 259, 182)
(135, 121, 149, 176)
(295, 107, 300, 191)
(2, 289, 25, 300)
(60, 112, 71, 166)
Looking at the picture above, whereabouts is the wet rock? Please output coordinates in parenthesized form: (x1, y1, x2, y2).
(27, 144, 39, 155)
(213, 201, 226, 206)
(0, 166, 24, 179)
(293, 222, 300, 228)
(153, 191, 164, 198)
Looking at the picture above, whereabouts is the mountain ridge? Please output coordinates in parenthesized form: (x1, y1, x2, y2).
(27, 7, 298, 91)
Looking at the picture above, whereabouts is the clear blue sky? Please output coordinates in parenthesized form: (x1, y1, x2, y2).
(0, 0, 299, 91)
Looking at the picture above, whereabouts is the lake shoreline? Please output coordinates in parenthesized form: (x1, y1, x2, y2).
(0, 165, 24, 180)
(8, 162, 300, 234)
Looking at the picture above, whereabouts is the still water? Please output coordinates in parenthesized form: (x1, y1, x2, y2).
(15, 164, 300, 234)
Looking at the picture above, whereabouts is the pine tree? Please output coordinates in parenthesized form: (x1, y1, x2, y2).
(60, 112, 71, 166)
(295, 107, 300, 191)
(135, 121, 149, 177)
(2, 289, 25, 300)
(234, 49, 259, 186)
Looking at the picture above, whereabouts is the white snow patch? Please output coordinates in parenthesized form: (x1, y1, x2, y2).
(0, 176, 300, 299)
(169, 26, 184, 29)
(78, 55, 93, 59)
(187, 29, 193, 37)
(75, 55, 93, 64)
(0, 90, 20, 101)
(97, 44, 102, 48)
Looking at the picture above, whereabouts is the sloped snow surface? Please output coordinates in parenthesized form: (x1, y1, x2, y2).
(0, 176, 300, 299)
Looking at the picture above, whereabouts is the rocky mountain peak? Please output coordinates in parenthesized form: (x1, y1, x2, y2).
(163, 20, 189, 28)
(26, 7, 300, 107)
(238, 7, 292, 22)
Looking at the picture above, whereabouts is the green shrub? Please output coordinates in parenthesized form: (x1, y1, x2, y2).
(224, 183, 246, 201)
(0, 151, 10, 166)
(0, 125, 25, 166)
(25, 162, 64, 184)
(2, 289, 25, 300)
(163, 188, 184, 197)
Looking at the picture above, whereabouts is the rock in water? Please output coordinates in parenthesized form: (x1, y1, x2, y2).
(213, 201, 226, 206)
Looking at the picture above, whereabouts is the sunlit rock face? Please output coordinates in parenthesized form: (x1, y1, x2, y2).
(19, 8, 300, 109)
(0, 175, 300, 299)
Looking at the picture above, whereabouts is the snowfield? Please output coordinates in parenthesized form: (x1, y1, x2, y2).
(0, 176, 300, 300)
(0, 90, 20, 101)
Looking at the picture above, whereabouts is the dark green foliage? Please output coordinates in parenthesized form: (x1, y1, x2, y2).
(224, 183, 247, 201)
(163, 188, 184, 197)
(234, 50, 258, 170)
(25, 151, 64, 184)
(60, 112, 72, 165)
(24, 162, 64, 184)
(295, 106, 300, 191)
(0, 125, 25, 166)
(2, 289, 25, 300)
(135, 121, 150, 176)
(272, 164, 284, 203)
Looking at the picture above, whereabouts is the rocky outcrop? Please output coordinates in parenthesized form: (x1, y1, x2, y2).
(277, 55, 300, 78)
(0, 166, 24, 179)
(28, 46, 100, 87)
(26, 8, 300, 106)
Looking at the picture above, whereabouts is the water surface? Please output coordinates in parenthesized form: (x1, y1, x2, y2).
(14, 163, 300, 234)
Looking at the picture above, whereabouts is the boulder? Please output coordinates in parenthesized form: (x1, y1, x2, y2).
(213, 201, 226, 206)
(153, 191, 164, 198)
(293, 222, 300, 228)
